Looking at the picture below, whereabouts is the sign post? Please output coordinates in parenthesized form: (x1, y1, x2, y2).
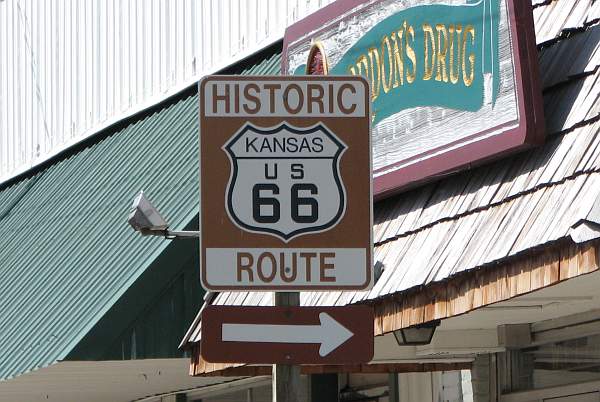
(199, 76, 373, 401)
(273, 292, 301, 402)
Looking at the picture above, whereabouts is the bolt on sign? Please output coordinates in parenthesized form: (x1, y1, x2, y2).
(199, 76, 372, 291)
(283, 0, 544, 198)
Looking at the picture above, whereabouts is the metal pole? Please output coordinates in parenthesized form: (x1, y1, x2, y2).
(273, 292, 301, 402)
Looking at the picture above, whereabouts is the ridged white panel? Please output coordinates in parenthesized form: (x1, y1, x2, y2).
(0, 0, 334, 183)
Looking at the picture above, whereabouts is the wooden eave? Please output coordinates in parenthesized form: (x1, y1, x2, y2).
(189, 238, 600, 376)
(191, 359, 472, 378)
(185, 0, 600, 377)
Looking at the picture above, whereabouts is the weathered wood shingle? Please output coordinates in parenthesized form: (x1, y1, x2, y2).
(192, 1, 600, 336)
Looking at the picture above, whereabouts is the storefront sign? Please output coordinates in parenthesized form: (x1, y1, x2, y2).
(199, 76, 372, 291)
(283, 0, 544, 198)
(201, 305, 374, 364)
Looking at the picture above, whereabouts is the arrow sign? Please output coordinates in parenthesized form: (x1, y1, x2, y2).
(222, 312, 354, 357)
(201, 305, 374, 365)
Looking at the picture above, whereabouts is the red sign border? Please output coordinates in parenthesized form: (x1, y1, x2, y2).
(282, 0, 545, 200)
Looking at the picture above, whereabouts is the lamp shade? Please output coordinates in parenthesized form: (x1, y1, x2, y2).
(393, 320, 440, 345)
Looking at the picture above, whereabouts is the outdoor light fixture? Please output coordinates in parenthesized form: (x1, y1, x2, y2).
(127, 191, 199, 239)
(393, 320, 440, 346)
(374, 260, 384, 283)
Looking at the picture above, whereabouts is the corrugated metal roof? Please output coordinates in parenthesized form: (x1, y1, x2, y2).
(0, 0, 332, 185)
(0, 48, 281, 380)
(185, 2, 600, 345)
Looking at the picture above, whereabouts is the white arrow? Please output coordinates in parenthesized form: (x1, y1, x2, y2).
(221, 312, 354, 357)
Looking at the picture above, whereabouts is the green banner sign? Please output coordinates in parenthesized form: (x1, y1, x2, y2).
(294, 0, 500, 125)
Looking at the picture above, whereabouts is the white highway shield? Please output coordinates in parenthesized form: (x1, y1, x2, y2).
(223, 122, 347, 242)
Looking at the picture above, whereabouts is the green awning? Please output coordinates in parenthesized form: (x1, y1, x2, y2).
(0, 44, 281, 380)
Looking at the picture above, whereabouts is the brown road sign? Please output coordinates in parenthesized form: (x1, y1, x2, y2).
(199, 76, 372, 291)
(200, 305, 374, 365)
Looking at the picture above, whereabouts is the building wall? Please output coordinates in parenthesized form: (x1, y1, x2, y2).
(395, 371, 473, 402)
(0, 0, 332, 184)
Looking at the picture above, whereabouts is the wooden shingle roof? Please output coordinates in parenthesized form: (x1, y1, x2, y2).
(184, 1, 600, 370)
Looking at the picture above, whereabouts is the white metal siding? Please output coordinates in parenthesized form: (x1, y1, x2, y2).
(0, 0, 333, 183)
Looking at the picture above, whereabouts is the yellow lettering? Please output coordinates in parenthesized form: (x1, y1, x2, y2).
(391, 31, 404, 88)
(368, 47, 381, 100)
(435, 24, 448, 82)
(462, 25, 475, 86)
(355, 54, 370, 81)
(344, 20, 474, 93)
(381, 36, 394, 93)
(422, 24, 436, 81)
(404, 21, 416, 84)
(449, 24, 462, 84)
